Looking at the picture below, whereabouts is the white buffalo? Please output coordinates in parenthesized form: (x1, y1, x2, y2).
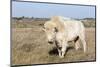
(43, 16, 86, 58)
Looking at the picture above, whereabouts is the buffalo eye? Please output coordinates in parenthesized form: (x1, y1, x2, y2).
(54, 27, 58, 32)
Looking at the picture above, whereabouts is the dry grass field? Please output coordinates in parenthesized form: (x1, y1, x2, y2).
(12, 19, 96, 66)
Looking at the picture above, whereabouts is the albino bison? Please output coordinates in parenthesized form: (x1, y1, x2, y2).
(43, 16, 86, 58)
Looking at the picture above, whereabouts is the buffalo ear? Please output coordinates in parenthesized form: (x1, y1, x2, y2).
(54, 27, 58, 32)
(42, 26, 45, 32)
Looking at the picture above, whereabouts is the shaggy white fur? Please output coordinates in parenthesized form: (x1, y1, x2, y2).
(43, 16, 86, 58)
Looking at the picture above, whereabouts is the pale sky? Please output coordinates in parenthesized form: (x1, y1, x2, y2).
(12, 1, 96, 19)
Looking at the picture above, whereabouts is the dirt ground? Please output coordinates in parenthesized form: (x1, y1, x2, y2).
(12, 27, 96, 66)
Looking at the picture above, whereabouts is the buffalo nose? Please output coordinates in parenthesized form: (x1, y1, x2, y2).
(48, 41, 53, 44)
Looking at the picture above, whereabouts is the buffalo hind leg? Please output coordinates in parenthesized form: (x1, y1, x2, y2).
(74, 36, 80, 50)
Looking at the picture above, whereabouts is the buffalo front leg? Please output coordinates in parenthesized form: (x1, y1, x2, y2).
(75, 40, 80, 50)
(57, 48, 62, 57)
(60, 46, 66, 58)
(60, 42, 68, 58)
(55, 40, 62, 58)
